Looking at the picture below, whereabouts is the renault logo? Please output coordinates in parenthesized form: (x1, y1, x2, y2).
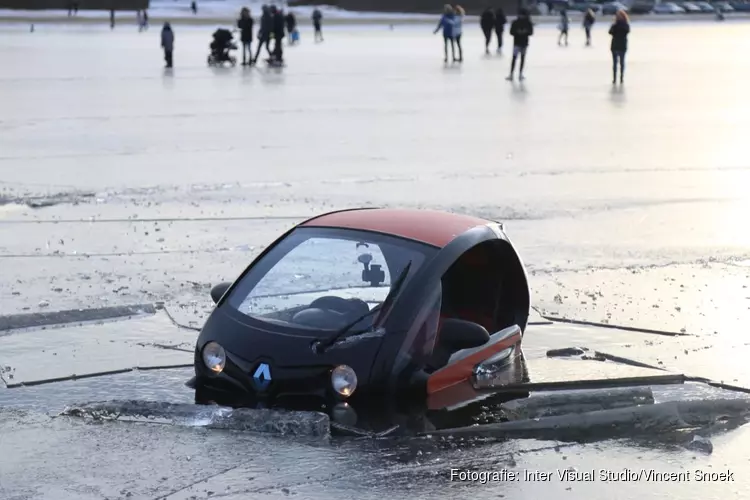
(252, 362, 272, 390)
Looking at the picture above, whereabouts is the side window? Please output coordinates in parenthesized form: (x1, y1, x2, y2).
(439, 242, 503, 332)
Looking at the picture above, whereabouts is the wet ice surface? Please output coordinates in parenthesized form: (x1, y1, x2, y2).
(2, 22, 750, 498)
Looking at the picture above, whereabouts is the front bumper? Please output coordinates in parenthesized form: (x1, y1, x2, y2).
(193, 348, 354, 408)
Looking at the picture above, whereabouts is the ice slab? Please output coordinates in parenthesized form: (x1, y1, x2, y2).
(0, 303, 156, 332)
(431, 398, 750, 442)
(61, 400, 330, 438)
(500, 387, 655, 420)
(0, 309, 194, 387)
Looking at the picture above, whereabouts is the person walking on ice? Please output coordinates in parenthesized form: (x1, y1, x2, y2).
(433, 4, 456, 63)
(609, 9, 630, 84)
(253, 5, 273, 64)
(506, 8, 533, 81)
(480, 7, 495, 54)
(160, 22, 174, 68)
(494, 7, 507, 53)
(583, 8, 595, 46)
(558, 9, 569, 46)
(453, 5, 465, 63)
(237, 7, 254, 65)
(312, 8, 324, 42)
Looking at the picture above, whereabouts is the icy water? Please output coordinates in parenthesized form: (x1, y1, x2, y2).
(1, 22, 750, 499)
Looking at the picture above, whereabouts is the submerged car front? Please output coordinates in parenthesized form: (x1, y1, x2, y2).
(192, 225, 438, 414)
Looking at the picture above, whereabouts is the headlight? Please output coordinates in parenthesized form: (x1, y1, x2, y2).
(202, 342, 226, 374)
(331, 364, 357, 397)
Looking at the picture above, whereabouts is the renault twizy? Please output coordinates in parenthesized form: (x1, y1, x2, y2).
(188, 208, 531, 425)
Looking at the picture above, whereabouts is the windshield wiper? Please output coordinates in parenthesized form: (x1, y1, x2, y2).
(313, 260, 412, 354)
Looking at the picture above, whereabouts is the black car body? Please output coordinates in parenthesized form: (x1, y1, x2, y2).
(189, 208, 530, 419)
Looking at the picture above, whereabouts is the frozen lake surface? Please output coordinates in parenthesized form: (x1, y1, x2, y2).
(1, 22, 750, 499)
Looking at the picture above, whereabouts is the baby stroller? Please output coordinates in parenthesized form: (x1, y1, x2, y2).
(207, 28, 238, 67)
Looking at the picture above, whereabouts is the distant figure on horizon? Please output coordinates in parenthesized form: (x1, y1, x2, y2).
(237, 7, 254, 65)
(715, 4, 725, 20)
(494, 7, 507, 53)
(480, 7, 495, 54)
(191, 1, 197, 14)
(110, 9, 115, 29)
(137, 10, 145, 31)
(161, 22, 174, 68)
(433, 4, 456, 63)
(558, 9, 569, 46)
(506, 8, 533, 81)
(583, 8, 595, 46)
(312, 7, 324, 42)
(453, 5, 464, 63)
(609, 9, 630, 84)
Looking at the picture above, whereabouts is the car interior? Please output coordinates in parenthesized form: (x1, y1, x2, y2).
(426, 240, 523, 372)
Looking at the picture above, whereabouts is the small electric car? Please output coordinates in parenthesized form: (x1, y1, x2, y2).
(189, 208, 530, 421)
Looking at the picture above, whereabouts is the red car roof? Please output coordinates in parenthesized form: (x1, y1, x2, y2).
(300, 208, 491, 248)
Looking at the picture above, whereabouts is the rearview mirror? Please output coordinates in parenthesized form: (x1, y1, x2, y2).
(210, 282, 231, 304)
(439, 318, 490, 351)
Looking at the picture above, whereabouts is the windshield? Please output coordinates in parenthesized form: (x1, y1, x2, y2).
(226, 227, 436, 331)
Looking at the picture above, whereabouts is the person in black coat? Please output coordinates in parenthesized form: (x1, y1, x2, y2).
(494, 7, 507, 52)
(480, 8, 495, 54)
(237, 7, 254, 65)
(312, 8, 323, 42)
(285, 11, 296, 34)
(583, 8, 595, 46)
(271, 5, 286, 62)
(253, 5, 273, 64)
(506, 8, 533, 81)
(609, 9, 630, 84)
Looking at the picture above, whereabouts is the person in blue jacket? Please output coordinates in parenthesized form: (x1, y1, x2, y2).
(433, 4, 456, 63)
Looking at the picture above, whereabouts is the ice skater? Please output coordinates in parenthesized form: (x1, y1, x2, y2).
(558, 9, 569, 46)
(480, 7, 495, 54)
(237, 7, 254, 65)
(609, 9, 630, 84)
(494, 7, 507, 53)
(161, 22, 174, 68)
(453, 5, 465, 63)
(110, 8, 115, 29)
(583, 8, 595, 46)
(253, 5, 273, 64)
(433, 4, 456, 63)
(312, 8, 324, 42)
(191, 1, 197, 14)
(506, 8, 533, 81)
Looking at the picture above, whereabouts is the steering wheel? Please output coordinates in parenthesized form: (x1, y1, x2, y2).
(309, 296, 370, 318)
